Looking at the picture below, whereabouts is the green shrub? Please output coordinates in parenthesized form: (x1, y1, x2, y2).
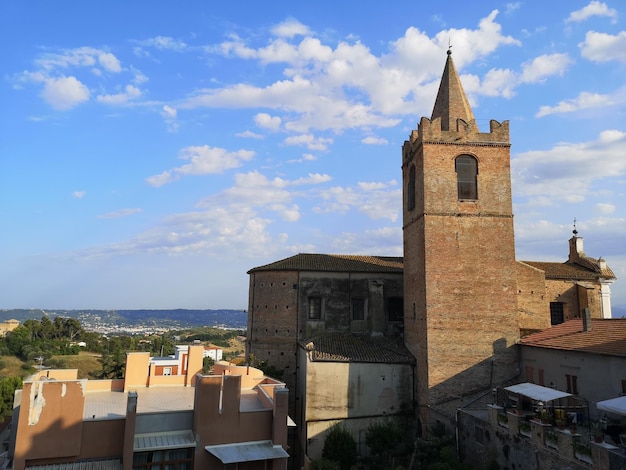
(311, 459, 341, 470)
(365, 421, 403, 459)
(322, 425, 357, 470)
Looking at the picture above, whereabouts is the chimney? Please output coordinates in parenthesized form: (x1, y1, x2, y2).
(582, 308, 592, 332)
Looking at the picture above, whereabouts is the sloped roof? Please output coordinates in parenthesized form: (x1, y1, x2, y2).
(248, 254, 403, 274)
(520, 319, 626, 357)
(430, 50, 476, 131)
(250, 253, 614, 281)
(300, 332, 415, 364)
(521, 260, 616, 280)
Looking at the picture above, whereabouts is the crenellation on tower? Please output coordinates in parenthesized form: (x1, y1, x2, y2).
(412, 116, 511, 144)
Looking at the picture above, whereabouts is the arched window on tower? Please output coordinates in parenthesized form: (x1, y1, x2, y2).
(455, 155, 478, 200)
(407, 165, 416, 210)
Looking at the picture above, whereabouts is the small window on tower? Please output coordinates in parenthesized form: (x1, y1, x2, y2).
(407, 165, 416, 210)
(455, 155, 478, 200)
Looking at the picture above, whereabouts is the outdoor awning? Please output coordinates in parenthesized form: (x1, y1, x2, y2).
(597, 396, 626, 416)
(134, 430, 196, 451)
(505, 383, 572, 402)
(205, 440, 289, 464)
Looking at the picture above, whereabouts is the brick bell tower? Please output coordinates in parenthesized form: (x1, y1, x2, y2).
(402, 50, 519, 431)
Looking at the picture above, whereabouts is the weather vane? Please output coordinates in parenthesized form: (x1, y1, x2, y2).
(573, 217, 578, 235)
(447, 38, 452, 55)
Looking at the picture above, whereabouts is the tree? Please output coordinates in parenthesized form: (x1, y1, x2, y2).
(322, 425, 357, 470)
(98, 350, 126, 379)
(0, 377, 22, 417)
(202, 356, 215, 374)
(5, 326, 31, 357)
(365, 421, 403, 466)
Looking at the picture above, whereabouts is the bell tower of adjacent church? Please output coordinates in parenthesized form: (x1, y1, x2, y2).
(402, 50, 520, 430)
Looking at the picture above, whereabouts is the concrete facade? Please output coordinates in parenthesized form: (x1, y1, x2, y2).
(10, 346, 289, 470)
(299, 354, 413, 460)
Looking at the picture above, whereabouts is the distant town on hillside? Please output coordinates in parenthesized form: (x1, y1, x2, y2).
(0, 308, 247, 335)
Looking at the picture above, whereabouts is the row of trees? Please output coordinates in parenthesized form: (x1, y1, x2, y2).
(1, 317, 100, 363)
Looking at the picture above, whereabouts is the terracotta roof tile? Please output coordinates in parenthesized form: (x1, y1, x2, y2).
(520, 319, 626, 357)
(521, 260, 616, 280)
(248, 254, 403, 274)
(300, 333, 415, 364)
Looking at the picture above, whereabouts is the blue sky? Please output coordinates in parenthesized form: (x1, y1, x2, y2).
(1, 1, 625, 311)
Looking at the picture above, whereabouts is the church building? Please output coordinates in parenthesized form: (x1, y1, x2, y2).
(246, 50, 616, 461)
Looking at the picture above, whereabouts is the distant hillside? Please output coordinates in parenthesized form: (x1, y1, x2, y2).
(0, 308, 247, 331)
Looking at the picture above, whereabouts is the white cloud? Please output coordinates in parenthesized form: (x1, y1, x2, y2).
(98, 208, 143, 219)
(566, 1, 617, 23)
(97, 85, 142, 105)
(187, 10, 522, 135)
(146, 145, 255, 187)
(254, 113, 282, 130)
(283, 134, 333, 151)
(98, 52, 122, 73)
(138, 36, 187, 51)
(36, 47, 122, 73)
(579, 31, 626, 63)
(476, 68, 518, 98)
(161, 105, 177, 118)
(271, 18, 311, 38)
(314, 182, 401, 221)
(131, 68, 149, 85)
(237, 130, 264, 139)
(72, 191, 86, 199)
(41, 76, 90, 110)
(520, 54, 572, 83)
(505, 3, 522, 15)
(160, 105, 178, 132)
(513, 130, 626, 204)
(362, 136, 388, 145)
(597, 203, 616, 214)
(536, 91, 614, 117)
(329, 226, 403, 255)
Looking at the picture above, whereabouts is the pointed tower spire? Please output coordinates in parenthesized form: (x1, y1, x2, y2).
(430, 50, 476, 131)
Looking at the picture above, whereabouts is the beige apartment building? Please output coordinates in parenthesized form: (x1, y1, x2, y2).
(9, 345, 289, 470)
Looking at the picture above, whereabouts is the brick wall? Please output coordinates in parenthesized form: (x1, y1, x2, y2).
(248, 270, 300, 411)
(402, 118, 519, 429)
(516, 262, 551, 333)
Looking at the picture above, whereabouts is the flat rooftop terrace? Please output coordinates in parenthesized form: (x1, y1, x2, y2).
(83, 386, 269, 420)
